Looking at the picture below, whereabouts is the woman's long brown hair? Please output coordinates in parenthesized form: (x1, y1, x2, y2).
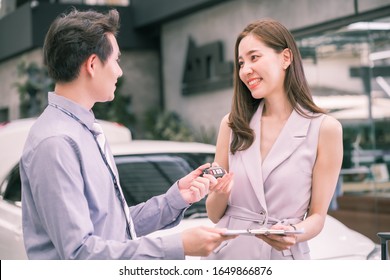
(229, 19, 325, 154)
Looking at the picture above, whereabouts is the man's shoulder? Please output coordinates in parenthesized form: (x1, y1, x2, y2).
(26, 110, 86, 150)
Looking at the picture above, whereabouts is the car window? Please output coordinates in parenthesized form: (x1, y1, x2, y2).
(115, 153, 214, 217)
(1, 164, 21, 203)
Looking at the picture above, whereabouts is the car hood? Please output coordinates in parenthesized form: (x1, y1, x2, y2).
(308, 215, 377, 260)
(148, 215, 378, 260)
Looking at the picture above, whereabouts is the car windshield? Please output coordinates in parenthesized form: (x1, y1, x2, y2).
(115, 153, 214, 218)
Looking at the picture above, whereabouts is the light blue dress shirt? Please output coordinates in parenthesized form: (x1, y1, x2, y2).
(20, 92, 190, 259)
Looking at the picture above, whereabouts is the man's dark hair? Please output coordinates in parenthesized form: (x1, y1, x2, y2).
(43, 8, 120, 83)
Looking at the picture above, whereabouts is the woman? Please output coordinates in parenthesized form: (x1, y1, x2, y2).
(204, 18, 343, 260)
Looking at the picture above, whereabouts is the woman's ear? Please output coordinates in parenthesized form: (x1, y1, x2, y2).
(282, 48, 293, 69)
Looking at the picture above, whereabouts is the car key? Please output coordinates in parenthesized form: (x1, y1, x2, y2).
(202, 166, 226, 178)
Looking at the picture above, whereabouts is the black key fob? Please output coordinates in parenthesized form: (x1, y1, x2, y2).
(202, 166, 226, 178)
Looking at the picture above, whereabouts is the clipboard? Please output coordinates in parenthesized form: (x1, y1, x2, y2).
(222, 228, 305, 236)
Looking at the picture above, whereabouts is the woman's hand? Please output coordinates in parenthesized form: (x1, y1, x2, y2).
(208, 163, 234, 194)
(209, 173, 234, 194)
(255, 225, 298, 251)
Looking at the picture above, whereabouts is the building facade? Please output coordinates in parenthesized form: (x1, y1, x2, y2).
(1, 0, 389, 136)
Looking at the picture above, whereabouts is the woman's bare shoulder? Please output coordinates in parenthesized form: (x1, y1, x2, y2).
(319, 114, 343, 142)
(219, 113, 231, 129)
(321, 115, 342, 133)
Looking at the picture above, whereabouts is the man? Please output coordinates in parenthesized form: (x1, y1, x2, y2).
(20, 8, 234, 259)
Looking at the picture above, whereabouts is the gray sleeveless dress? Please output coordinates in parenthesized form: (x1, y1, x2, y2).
(204, 101, 326, 260)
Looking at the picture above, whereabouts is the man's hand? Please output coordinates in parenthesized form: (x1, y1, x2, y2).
(181, 227, 236, 256)
(178, 163, 217, 204)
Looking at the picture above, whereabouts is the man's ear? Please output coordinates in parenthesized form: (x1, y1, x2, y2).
(85, 54, 98, 77)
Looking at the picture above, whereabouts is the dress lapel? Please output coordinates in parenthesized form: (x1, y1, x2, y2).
(239, 102, 268, 210)
(261, 108, 312, 183)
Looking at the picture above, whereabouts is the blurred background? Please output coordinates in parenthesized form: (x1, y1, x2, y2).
(0, 0, 389, 250)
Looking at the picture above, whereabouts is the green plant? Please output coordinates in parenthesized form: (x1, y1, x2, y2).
(93, 77, 137, 131)
(194, 125, 217, 145)
(14, 61, 53, 118)
(143, 109, 195, 142)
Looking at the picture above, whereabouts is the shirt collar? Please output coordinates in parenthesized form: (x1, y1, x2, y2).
(48, 92, 96, 130)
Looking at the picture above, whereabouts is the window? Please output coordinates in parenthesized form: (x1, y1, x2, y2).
(115, 153, 214, 217)
(297, 16, 390, 180)
(0, 107, 8, 122)
(1, 165, 21, 204)
(296, 16, 390, 243)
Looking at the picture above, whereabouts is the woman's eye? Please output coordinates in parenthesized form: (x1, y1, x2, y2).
(238, 61, 244, 67)
(251, 55, 259, 61)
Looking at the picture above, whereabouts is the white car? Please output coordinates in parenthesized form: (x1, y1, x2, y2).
(0, 118, 381, 260)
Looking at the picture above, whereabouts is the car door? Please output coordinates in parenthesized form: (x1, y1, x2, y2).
(0, 165, 27, 259)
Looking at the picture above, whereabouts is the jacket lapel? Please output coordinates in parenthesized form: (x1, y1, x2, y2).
(261, 109, 312, 183)
(239, 102, 268, 210)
